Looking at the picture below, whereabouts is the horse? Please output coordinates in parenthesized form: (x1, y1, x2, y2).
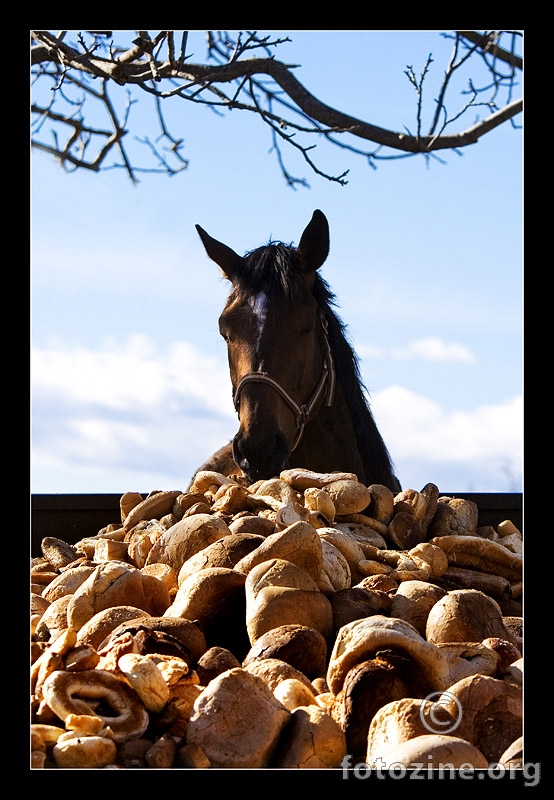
(194, 209, 401, 493)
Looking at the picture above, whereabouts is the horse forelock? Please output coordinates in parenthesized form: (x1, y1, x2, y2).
(231, 242, 307, 299)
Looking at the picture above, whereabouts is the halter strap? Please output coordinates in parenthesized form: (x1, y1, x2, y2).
(232, 313, 336, 452)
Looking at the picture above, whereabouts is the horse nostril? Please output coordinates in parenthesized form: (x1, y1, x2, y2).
(272, 430, 289, 460)
(233, 429, 290, 481)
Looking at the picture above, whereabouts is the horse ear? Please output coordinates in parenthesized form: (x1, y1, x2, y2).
(195, 224, 241, 280)
(297, 209, 330, 272)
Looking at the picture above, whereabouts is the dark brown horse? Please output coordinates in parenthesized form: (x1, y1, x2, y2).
(195, 210, 401, 492)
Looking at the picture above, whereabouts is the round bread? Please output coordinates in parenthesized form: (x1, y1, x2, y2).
(145, 514, 231, 575)
(67, 562, 170, 630)
(178, 534, 265, 584)
(234, 522, 323, 582)
(390, 580, 446, 636)
(99, 616, 207, 665)
(366, 697, 458, 765)
(53, 735, 117, 769)
(42, 564, 97, 603)
(243, 625, 327, 680)
(76, 606, 152, 650)
(196, 646, 242, 684)
(246, 583, 333, 645)
(329, 587, 391, 636)
(371, 733, 488, 769)
(272, 705, 347, 768)
(187, 668, 290, 768)
(243, 656, 317, 693)
(426, 589, 518, 645)
(166, 568, 248, 659)
(34, 595, 73, 641)
(441, 673, 522, 763)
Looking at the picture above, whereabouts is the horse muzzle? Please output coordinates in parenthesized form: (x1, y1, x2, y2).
(232, 429, 290, 483)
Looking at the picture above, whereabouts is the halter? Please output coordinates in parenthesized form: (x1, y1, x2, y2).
(232, 313, 336, 452)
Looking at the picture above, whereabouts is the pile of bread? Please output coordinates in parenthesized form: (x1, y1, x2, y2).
(31, 470, 522, 770)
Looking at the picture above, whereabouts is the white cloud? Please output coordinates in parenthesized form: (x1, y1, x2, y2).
(31, 336, 238, 491)
(372, 385, 522, 461)
(31, 338, 522, 494)
(370, 385, 522, 491)
(359, 337, 475, 363)
(31, 334, 235, 415)
(356, 343, 386, 359)
(391, 337, 475, 363)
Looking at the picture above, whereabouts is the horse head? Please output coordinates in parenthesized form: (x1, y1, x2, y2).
(196, 210, 333, 482)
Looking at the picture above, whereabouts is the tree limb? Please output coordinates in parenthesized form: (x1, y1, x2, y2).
(31, 30, 522, 184)
(456, 31, 523, 70)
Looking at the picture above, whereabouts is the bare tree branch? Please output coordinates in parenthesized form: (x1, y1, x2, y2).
(456, 31, 523, 70)
(31, 30, 522, 185)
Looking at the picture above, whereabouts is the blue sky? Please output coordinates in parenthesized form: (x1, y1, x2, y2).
(31, 31, 523, 495)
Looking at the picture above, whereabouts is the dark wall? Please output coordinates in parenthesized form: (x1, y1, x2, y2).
(31, 492, 522, 558)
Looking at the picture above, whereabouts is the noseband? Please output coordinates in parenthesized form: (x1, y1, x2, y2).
(232, 313, 336, 452)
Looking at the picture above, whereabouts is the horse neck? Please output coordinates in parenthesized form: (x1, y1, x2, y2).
(290, 310, 368, 478)
(292, 381, 367, 479)
(295, 308, 399, 489)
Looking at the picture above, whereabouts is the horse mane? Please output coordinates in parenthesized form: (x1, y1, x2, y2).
(312, 272, 397, 481)
(231, 242, 396, 481)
